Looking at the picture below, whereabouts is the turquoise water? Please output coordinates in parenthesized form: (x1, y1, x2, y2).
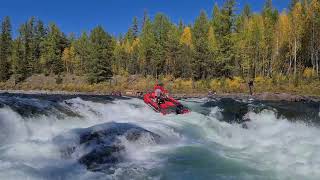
(0, 94, 319, 180)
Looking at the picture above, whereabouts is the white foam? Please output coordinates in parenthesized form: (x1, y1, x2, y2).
(1, 97, 320, 179)
(0, 107, 28, 144)
(194, 108, 320, 179)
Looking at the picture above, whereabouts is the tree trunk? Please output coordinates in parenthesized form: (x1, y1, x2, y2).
(294, 38, 297, 76)
(287, 56, 292, 76)
(270, 55, 273, 77)
(262, 55, 265, 77)
(316, 51, 319, 77)
(312, 18, 315, 72)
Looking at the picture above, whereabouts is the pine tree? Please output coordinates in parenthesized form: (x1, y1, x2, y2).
(17, 17, 47, 75)
(0, 16, 12, 81)
(243, 4, 252, 19)
(139, 13, 158, 77)
(212, 3, 222, 37)
(215, 0, 236, 77)
(87, 26, 114, 83)
(132, 16, 139, 39)
(178, 19, 184, 34)
(40, 23, 64, 74)
(0, 1, 318, 85)
(73, 32, 91, 74)
(11, 38, 26, 82)
(26, 17, 36, 73)
(125, 28, 134, 43)
(290, 0, 300, 10)
(33, 20, 47, 73)
(179, 27, 193, 78)
(192, 10, 210, 80)
(164, 26, 180, 76)
(208, 26, 219, 76)
(153, 13, 172, 77)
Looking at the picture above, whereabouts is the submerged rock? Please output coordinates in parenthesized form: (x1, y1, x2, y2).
(203, 98, 320, 125)
(203, 98, 264, 124)
(55, 122, 161, 171)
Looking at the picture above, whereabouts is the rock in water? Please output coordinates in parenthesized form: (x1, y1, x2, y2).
(55, 122, 161, 171)
(203, 98, 253, 123)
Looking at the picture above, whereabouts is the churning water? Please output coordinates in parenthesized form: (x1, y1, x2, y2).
(0, 93, 319, 180)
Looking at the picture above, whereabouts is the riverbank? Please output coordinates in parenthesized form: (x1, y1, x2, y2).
(1, 74, 320, 102)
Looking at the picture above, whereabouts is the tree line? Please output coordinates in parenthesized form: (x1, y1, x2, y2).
(0, 0, 319, 84)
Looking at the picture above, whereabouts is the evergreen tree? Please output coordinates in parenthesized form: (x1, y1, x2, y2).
(139, 13, 158, 77)
(73, 32, 91, 74)
(164, 26, 180, 76)
(243, 4, 252, 19)
(33, 20, 47, 73)
(215, 0, 236, 77)
(212, 3, 222, 37)
(87, 26, 114, 83)
(40, 23, 64, 74)
(290, 0, 300, 10)
(11, 38, 26, 82)
(25, 17, 36, 73)
(179, 27, 193, 78)
(0, 16, 12, 81)
(132, 16, 139, 39)
(153, 13, 172, 77)
(178, 19, 184, 34)
(125, 28, 134, 43)
(192, 10, 210, 80)
(0, 1, 319, 86)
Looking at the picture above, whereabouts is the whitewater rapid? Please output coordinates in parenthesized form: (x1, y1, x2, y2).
(0, 95, 319, 180)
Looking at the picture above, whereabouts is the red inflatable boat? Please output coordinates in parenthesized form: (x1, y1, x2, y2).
(143, 92, 190, 115)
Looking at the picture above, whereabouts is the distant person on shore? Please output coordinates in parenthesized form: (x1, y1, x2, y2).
(248, 80, 254, 96)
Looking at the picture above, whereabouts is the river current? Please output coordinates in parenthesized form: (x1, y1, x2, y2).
(0, 93, 319, 180)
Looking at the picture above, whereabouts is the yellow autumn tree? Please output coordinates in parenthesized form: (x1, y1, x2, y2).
(123, 39, 132, 54)
(132, 38, 140, 48)
(274, 11, 291, 73)
(290, 2, 305, 76)
(180, 27, 193, 48)
(62, 46, 76, 73)
(306, 0, 320, 76)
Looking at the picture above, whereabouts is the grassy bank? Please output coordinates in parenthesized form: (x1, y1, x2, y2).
(0, 74, 320, 97)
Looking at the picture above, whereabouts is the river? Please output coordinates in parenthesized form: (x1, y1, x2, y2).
(0, 93, 319, 180)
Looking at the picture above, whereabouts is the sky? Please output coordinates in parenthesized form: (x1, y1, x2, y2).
(0, 0, 290, 37)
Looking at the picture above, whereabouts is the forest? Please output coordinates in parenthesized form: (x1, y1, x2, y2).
(0, 0, 319, 94)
